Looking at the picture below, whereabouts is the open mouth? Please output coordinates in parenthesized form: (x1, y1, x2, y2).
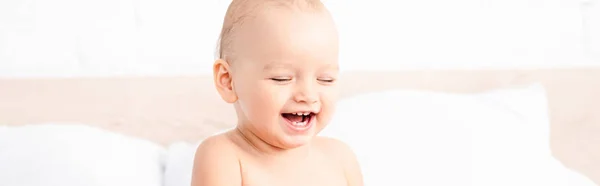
(281, 112, 315, 127)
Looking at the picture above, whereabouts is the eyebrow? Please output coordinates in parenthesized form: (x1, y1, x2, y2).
(262, 63, 293, 71)
(322, 64, 340, 71)
(262, 62, 340, 71)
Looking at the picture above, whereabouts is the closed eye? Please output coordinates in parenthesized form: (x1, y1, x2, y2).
(318, 78, 336, 83)
(271, 77, 292, 82)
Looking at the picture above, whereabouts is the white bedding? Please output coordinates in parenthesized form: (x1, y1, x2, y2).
(0, 85, 595, 186)
(320, 84, 596, 186)
(0, 124, 166, 186)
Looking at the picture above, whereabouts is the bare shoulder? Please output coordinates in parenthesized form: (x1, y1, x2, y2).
(313, 136, 355, 157)
(191, 131, 242, 186)
(313, 136, 364, 186)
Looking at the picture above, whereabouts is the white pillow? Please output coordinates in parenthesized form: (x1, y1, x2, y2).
(320, 84, 596, 186)
(0, 124, 166, 186)
(163, 141, 199, 186)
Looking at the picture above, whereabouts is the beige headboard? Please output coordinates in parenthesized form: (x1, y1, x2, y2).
(1, 68, 599, 184)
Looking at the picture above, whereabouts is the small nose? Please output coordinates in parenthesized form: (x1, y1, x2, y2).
(293, 80, 318, 104)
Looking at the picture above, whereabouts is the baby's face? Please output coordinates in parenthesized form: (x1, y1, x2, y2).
(231, 8, 339, 149)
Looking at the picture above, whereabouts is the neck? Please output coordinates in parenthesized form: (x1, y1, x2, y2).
(234, 124, 311, 162)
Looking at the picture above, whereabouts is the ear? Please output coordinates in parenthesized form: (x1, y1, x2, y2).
(213, 59, 238, 103)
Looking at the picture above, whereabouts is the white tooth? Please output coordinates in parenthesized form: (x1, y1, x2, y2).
(293, 121, 306, 126)
(295, 113, 301, 116)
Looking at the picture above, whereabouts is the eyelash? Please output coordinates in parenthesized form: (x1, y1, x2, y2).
(269, 78, 335, 83)
(270, 78, 291, 82)
(318, 78, 335, 83)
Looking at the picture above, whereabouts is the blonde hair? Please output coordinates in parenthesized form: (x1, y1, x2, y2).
(215, 0, 325, 62)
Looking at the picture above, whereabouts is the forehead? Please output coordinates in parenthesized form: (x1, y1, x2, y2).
(234, 8, 339, 68)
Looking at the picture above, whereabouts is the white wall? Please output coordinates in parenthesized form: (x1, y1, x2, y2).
(0, 0, 230, 77)
(0, 0, 598, 77)
(582, 0, 600, 61)
(332, 0, 599, 71)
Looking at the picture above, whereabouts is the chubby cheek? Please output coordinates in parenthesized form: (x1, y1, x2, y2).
(316, 88, 339, 132)
(238, 80, 289, 129)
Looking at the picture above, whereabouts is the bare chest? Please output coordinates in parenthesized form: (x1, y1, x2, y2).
(240, 160, 347, 186)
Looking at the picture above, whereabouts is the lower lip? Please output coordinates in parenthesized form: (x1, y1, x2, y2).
(282, 115, 315, 133)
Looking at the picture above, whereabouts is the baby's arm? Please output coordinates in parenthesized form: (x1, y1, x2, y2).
(338, 142, 364, 186)
(191, 136, 242, 186)
(321, 137, 364, 186)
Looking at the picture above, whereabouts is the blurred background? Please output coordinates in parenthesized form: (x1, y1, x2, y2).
(0, 0, 598, 77)
(1, 0, 600, 186)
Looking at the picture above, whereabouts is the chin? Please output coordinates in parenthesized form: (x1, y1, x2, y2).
(275, 118, 319, 148)
(276, 134, 315, 149)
